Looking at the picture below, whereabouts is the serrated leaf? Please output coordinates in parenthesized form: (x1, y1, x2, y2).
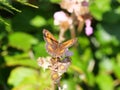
(8, 32, 38, 51)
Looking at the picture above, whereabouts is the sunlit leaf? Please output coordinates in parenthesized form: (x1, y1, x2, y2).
(8, 32, 38, 51)
(50, 0, 61, 3)
(99, 57, 113, 72)
(16, 0, 39, 8)
(96, 73, 114, 90)
(90, 0, 111, 20)
(33, 42, 49, 58)
(95, 24, 113, 45)
(0, 2, 21, 13)
(30, 16, 46, 27)
(4, 53, 38, 68)
(8, 67, 38, 87)
(0, 17, 9, 26)
(8, 67, 53, 90)
(62, 79, 76, 90)
(113, 54, 120, 79)
(86, 72, 95, 86)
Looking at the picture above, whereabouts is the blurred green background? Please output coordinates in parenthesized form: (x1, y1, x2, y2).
(0, 0, 120, 90)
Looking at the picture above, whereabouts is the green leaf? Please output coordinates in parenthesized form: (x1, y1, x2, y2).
(50, 0, 61, 3)
(30, 16, 46, 28)
(8, 67, 38, 87)
(90, 0, 111, 20)
(117, 0, 120, 3)
(8, 67, 52, 90)
(4, 53, 38, 68)
(95, 24, 113, 45)
(8, 32, 38, 51)
(16, 0, 39, 8)
(113, 54, 120, 79)
(62, 79, 76, 90)
(78, 36, 90, 49)
(102, 6, 120, 23)
(0, 2, 21, 13)
(99, 57, 113, 72)
(70, 48, 85, 75)
(0, 17, 9, 26)
(33, 42, 49, 58)
(113, 64, 120, 79)
(86, 72, 95, 86)
(96, 73, 114, 90)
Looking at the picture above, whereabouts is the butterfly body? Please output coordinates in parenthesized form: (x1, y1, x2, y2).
(43, 29, 77, 57)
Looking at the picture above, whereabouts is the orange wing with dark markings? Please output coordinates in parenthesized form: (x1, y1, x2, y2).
(43, 29, 59, 57)
(60, 38, 77, 49)
(43, 29, 77, 57)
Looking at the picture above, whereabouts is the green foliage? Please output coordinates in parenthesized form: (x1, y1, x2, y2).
(16, 0, 39, 8)
(8, 67, 52, 90)
(30, 16, 47, 27)
(8, 32, 38, 51)
(90, 0, 111, 20)
(0, 1, 21, 13)
(0, 0, 120, 90)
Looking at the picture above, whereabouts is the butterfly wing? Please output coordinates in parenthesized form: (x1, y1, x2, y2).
(43, 29, 59, 57)
(58, 38, 77, 56)
(43, 29, 58, 45)
(61, 38, 77, 48)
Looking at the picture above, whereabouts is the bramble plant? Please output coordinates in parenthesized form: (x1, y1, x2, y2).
(0, 0, 120, 90)
(37, 0, 93, 89)
(38, 29, 76, 89)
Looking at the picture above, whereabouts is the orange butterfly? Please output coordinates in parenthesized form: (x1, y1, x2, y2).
(43, 29, 77, 57)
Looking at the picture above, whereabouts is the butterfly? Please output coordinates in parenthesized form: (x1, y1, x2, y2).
(43, 29, 77, 57)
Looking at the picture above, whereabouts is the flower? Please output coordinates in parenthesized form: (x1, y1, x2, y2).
(51, 71, 61, 83)
(57, 61, 71, 75)
(37, 57, 51, 70)
(60, 0, 80, 13)
(54, 11, 72, 30)
(85, 19, 93, 36)
(60, 0, 89, 16)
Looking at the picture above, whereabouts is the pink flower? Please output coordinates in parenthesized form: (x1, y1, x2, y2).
(54, 11, 69, 25)
(53, 11, 72, 30)
(85, 19, 93, 36)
